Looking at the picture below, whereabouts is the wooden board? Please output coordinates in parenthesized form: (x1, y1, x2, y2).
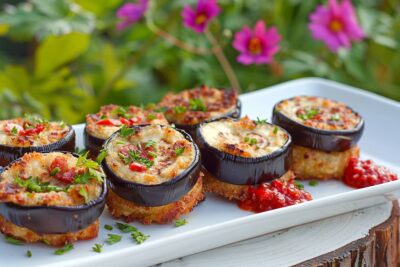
(158, 201, 398, 267)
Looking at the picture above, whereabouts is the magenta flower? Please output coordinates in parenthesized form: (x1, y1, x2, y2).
(308, 0, 364, 52)
(232, 20, 281, 65)
(116, 0, 148, 30)
(181, 0, 221, 33)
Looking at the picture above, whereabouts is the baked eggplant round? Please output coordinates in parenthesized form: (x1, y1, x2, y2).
(272, 96, 364, 152)
(197, 116, 292, 186)
(102, 124, 204, 224)
(0, 116, 75, 166)
(85, 104, 168, 157)
(156, 85, 241, 140)
(0, 151, 106, 246)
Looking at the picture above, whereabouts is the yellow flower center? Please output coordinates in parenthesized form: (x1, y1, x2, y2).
(195, 13, 208, 25)
(248, 37, 262, 55)
(329, 20, 343, 32)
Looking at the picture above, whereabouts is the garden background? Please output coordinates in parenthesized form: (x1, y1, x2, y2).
(0, 0, 399, 124)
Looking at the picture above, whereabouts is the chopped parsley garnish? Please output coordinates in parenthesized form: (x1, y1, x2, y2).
(331, 114, 340, 121)
(131, 231, 149, 244)
(155, 106, 168, 113)
(74, 147, 88, 156)
(298, 108, 319, 121)
(294, 181, 304, 190)
(147, 113, 156, 121)
(92, 243, 103, 253)
(189, 98, 206, 112)
(147, 151, 157, 159)
(145, 140, 156, 148)
(308, 180, 319, 186)
(104, 224, 113, 231)
(112, 106, 130, 118)
(50, 167, 60, 176)
(120, 125, 134, 137)
(74, 152, 105, 184)
(59, 121, 66, 128)
(115, 222, 149, 245)
(174, 219, 187, 227)
(14, 177, 64, 193)
(121, 150, 154, 168)
(255, 117, 268, 125)
(96, 149, 107, 164)
(100, 115, 107, 119)
(115, 222, 138, 233)
(175, 147, 185, 157)
(249, 138, 258, 145)
(11, 126, 18, 135)
(78, 186, 89, 203)
(106, 234, 122, 245)
(273, 126, 279, 134)
(26, 250, 32, 257)
(54, 244, 74, 255)
(244, 136, 250, 143)
(23, 113, 48, 125)
(174, 106, 187, 114)
(5, 236, 23, 245)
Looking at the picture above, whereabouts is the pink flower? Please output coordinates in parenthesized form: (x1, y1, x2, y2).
(181, 0, 221, 33)
(308, 0, 364, 52)
(116, 0, 148, 30)
(233, 20, 281, 65)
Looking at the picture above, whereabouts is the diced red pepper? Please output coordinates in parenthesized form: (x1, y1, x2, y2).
(19, 124, 45, 136)
(49, 156, 75, 183)
(129, 162, 147, 172)
(96, 119, 121, 126)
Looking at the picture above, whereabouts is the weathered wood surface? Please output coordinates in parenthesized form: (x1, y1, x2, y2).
(158, 201, 397, 267)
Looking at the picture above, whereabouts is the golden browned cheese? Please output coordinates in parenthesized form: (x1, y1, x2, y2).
(105, 124, 196, 184)
(86, 104, 169, 139)
(292, 145, 360, 180)
(276, 96, 361, 131)
(157, 85, 238, 125)
(0, 216, 99, 246)
(106, 176, 204, 224)
(0, 152, 104, 206)
(0, 118, 69, 147)
(203, 169, 295, 201)
(200, 116, 289, 158)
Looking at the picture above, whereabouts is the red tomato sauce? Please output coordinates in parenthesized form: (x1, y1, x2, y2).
(238, 179, 312, 213)
(343, 157, 398, 188)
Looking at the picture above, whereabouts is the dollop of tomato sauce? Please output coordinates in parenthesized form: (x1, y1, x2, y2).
(343, 157, 398, 188)
(238, 179, 312, 213)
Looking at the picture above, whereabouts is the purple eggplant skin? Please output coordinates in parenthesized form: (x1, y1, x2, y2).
(271, 102, 364, 152)
(102, 125, 201, 207)
(84, 126, 105, 158)
(174, 99, 242, 144)
(196, 118, 293, 185)
(0, 152, 107, 234)
(0, 125, 76, 167)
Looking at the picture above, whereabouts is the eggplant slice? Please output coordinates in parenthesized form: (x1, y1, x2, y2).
(0, 125, 75, 167)
(102, 124, 202, 207)
(272, 96, 364, 152)
(0, 151, 106, 235)
(197, 117, 292, 185)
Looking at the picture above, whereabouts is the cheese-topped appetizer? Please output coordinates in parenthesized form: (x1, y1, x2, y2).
(84, 104, 168, 157)
(0, 152, 106, 246)
(102, 124, 203, 224)
(197, 116, 293, 201)
(272, 96, 364, 180)
(0, 114, 75, 166)
(156, 85, 241, 139)
(275, 96, 361, 131)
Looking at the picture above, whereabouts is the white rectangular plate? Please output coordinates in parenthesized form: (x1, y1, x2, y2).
(2, 78, 400, 267)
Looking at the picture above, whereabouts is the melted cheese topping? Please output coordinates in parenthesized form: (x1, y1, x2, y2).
(157, 85, 239, 125)
(200, 117, 289, 158)
(276, 96, 361, 131)
(0, 118, 69, 147)
(86, 104, 169, 139)
(0, 152, 104, 207)
(105, 124, 196, 185)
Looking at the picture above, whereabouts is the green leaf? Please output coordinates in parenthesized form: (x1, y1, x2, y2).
(174, 219, 187, 227)
(106, 234, 122, 245)
(35, 32, 90, 78)
(5, 236, 23, 245)
(54, 244, 73, 255)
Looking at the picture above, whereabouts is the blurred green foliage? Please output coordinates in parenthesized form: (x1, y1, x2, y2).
(0, 0, 399, 123)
